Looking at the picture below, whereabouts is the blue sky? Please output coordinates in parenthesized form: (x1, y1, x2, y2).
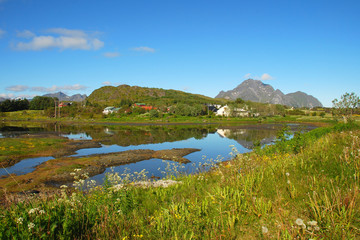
(0, 0, 359, 107)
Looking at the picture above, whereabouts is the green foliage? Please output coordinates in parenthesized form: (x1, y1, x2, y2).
(29, 96, 55, 110)
(87, 85, 226, 108)
(235, 98, 244, 104)
(287, 109, 306, 115)
(332, 92, 360, 123)
(0, 99, 29, 112)
(149, 109, 159, 118)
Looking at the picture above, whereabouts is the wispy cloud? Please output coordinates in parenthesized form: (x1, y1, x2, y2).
(103, 51, 120, 58)
(0, 29, 6, 38)
(102, 81, 122, 86)
(14, 28, 104, 51)
(243, 73, 251, 79)
(0, 93, 14, 99)
(6, 85, 29, 92)
(31, 84, 88, 92)
(131, 46, 155, 53)
(242, 73, 274, 81)
(16, 30, 35, 38)
(261, 73, 274, 81)
(102, 81, 112, 85)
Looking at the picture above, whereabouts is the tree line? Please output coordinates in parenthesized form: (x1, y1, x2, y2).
(0, 96, 55, 112)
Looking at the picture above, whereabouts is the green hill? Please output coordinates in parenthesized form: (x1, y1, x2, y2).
(87, 85, 226, 106)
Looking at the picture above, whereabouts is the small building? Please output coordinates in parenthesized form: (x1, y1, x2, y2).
(59, 102, 71, 107)
(133, 103, 156, 111)
(103, 106, 120, 115)
(215, 105, 252, 117)
(216, 105, 231, 116)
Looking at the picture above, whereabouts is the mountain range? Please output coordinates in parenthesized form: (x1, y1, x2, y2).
(43, 92, 87, 102)
(215, 79, 323, 108)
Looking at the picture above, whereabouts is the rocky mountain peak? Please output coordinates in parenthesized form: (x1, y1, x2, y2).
(215, 79, 323, 108)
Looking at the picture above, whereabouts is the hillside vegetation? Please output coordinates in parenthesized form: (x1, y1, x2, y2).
(87, 85, 226, 107)
(1, 123, 359, 239)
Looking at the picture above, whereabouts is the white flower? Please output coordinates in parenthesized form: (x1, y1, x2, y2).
(70, 172, 76, 176)
(307, 220, 317, 226)
(295, 218, 304, 226)
(287, 180, 291, 184)
(262, 226, 269, 234)
(286, 172, 290, 177)
(28, 222, 35, 230)
(17, 217, 23, 224)
(28, 209, 36, 214)
(39, 210, 45, 215)
(60, 185, 68, 189)
(74, 168, 82, 172)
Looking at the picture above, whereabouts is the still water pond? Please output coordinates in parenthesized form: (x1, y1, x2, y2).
(0, 123, 316, 184)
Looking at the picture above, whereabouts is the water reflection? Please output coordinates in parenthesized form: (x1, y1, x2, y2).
(0, 123, 316, 181)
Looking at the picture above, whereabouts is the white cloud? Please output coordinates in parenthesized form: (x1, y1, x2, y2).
(103, 52, 120, 58)
(47, 28, 87, 38)
(0, 93, 14, 98)
(131, 46, 155, 53)
(14, 28, 104, 51)
(261, 73, 274, 81)
(0, 29, 5, 38)
(6, 85, 29, 92)
(243, 73, 252, 79)
(17, 30, 36, 38)
(31, 84, 88, 92)
(102, 81, 112, 85)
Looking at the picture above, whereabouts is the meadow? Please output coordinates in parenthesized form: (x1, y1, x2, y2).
(0, 122, 359, 239)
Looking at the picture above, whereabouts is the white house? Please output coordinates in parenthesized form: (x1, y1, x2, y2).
(215, 105, 253, 117)
(216, 105, 231, 116)
(102, 107, 120, 115)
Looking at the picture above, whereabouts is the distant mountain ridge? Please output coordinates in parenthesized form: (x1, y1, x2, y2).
(216, 79, 323, 108)
(43, 92, 87, 102)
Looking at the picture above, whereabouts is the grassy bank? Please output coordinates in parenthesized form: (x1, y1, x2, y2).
(1, 123, 359, 239)
(0, 138, 67, 167)
(1, 109, 339, 125)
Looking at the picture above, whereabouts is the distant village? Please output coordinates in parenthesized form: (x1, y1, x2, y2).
(103, 103, 260, 117)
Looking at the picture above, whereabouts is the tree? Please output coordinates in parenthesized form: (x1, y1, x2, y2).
(30, 96, 55, 110)
(332, 92, 360, 123)
(0, 99, 29, 112)
(235, 98, 244, 104)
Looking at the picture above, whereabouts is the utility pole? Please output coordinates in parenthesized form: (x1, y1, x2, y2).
(54, 98, 57, 118)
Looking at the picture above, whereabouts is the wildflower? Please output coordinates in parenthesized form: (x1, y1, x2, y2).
(60, 185, 68, 189)
(28, 222, 35, 230)
(307, 220, 317, 226)
(74, 168, 82, 172)
(262, 226, 269, 234)
(70, 172, 76, 176)
(28, 208, 36, 214)
(286, 172, 290, 177)
(287, 180, 291, 184)
(17, 217, 23, 224)
(295, 218, 306, 228)
(295, 218, 304, 225)
(39, 210, 45, 215)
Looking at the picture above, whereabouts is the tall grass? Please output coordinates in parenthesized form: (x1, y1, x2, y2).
(1, 123, 359, 239)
